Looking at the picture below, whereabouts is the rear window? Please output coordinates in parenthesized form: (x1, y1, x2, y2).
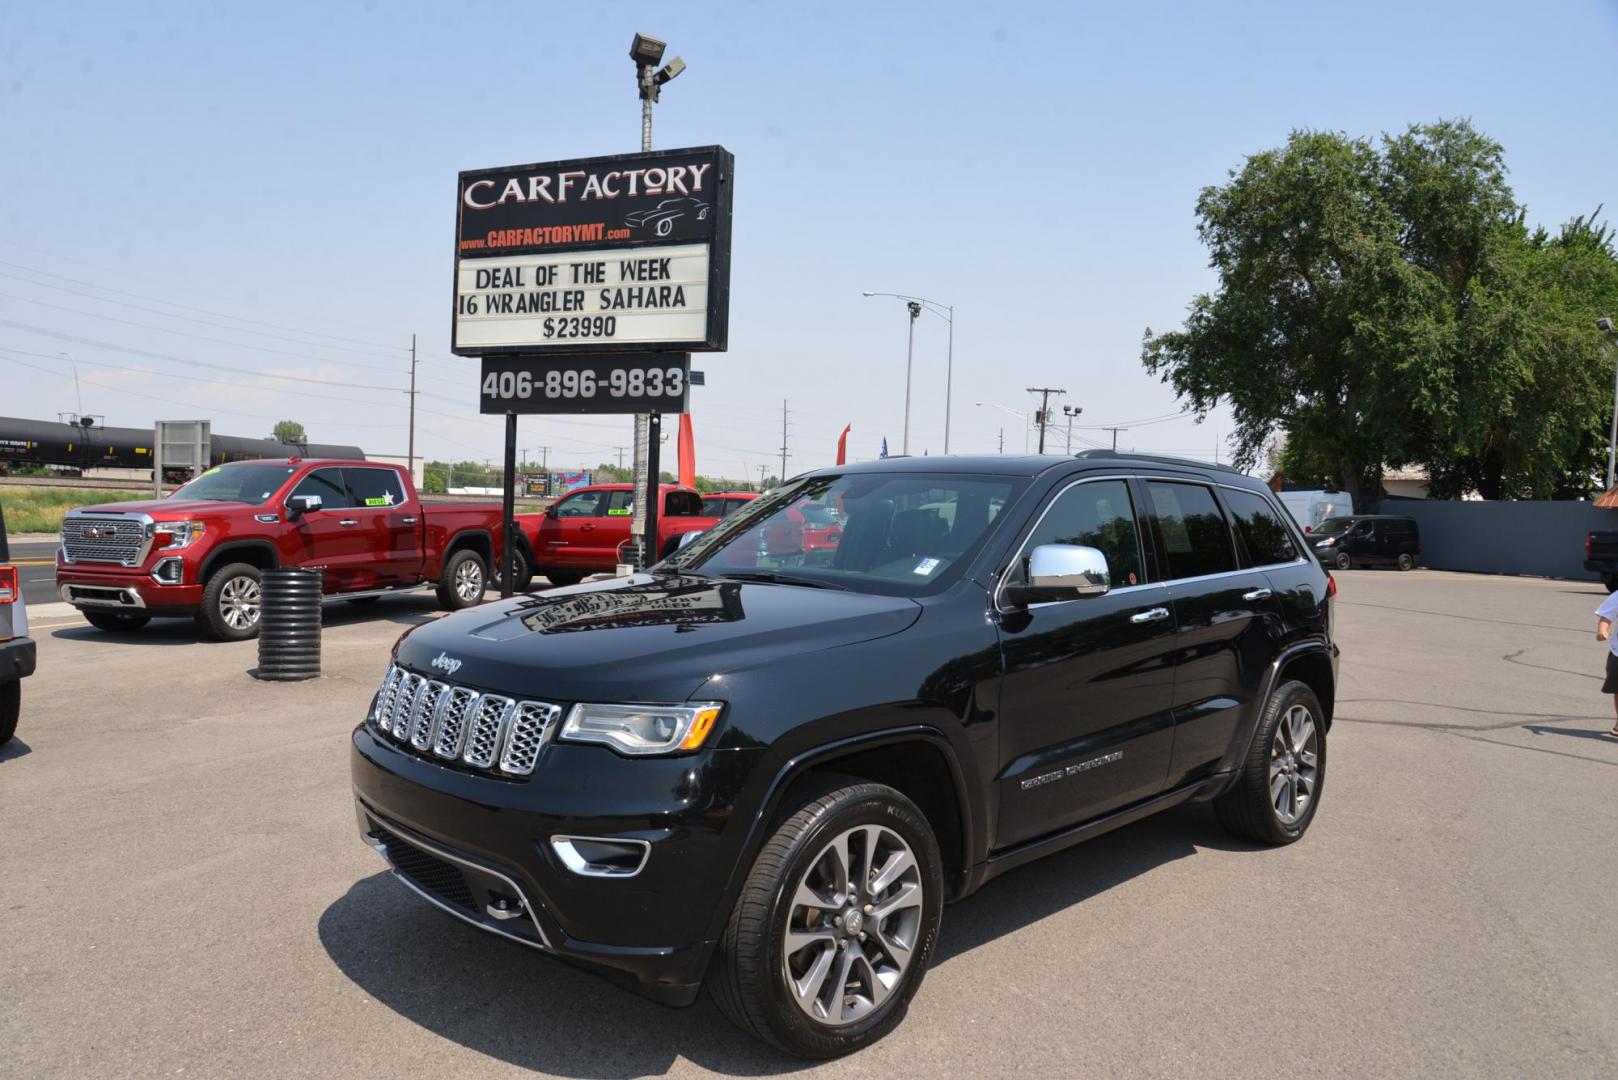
(1222, 488, 1298, 566)
(345, 467, 406, 508)
(1144, 481, 1237, 580)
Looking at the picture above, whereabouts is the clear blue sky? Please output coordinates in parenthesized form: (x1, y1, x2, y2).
(2, 0, 1614, 479)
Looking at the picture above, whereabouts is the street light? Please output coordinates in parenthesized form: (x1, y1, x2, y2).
(864, 291, 955, 454)
(1601, 317, 1618, 489)
(976, 401, 1031, 453)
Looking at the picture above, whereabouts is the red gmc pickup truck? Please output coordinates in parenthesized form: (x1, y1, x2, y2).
(525, 483, 716, 585)
(57, 458, 523, 640)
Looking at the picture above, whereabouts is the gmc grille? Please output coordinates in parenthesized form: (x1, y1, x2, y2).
(371, 664, 562, 777)
(61, 516, 150, 567)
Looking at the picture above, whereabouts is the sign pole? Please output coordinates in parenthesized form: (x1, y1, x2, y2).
(500, 410, 517, 598)
(644, 411, 662, 570)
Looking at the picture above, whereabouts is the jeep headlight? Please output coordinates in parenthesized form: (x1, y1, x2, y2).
(154, 520, 205, 550)
(560, 702, 724, 755)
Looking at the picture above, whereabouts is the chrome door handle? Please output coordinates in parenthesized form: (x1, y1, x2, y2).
(339, 519, 359, 527)
(1130, 607, 1171, 624)
(1242, 588, 1273, 602)
(401, 516, 418, 525)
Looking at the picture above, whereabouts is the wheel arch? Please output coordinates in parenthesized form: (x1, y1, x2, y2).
(199, 541, 279, 583)
(444, 528, 494, 567)
(1279, 648, 1336, 729)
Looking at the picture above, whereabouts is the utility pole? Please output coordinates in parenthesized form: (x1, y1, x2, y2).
(1025, 387, 1065, 454)
(1062, 404, 1083, 454)
(902, 302, 921, 454)
(757, 464, 768, 491)
(1099, 426, 1128, 451)
(613, 446, 628, 471)
(998, 427, 1004, 454)
(779, 399, 789, 484)
(406, 333, 417, 480)
(1600, 318, 1618, 489)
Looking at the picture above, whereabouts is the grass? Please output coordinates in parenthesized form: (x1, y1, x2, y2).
(0, 486, 136, 535)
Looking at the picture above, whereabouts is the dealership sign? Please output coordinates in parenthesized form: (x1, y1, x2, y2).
(452, 145, 733, 355)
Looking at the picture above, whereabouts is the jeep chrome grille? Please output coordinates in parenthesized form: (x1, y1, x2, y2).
(371, 664, 561, 777)
(61, 515, 150, 566)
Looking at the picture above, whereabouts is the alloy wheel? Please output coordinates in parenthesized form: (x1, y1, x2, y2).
(454, 559, 484, 602)
(1269, 704, 1319, 825)
(782, 824, 924, 1027)
(220, 576, 261, 631)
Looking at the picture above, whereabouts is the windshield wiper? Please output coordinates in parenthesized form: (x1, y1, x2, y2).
(722, 570, 846, 591)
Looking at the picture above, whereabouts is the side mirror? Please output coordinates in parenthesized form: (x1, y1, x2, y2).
(545, 505, 560, 519)
(1004, 544, 1110, 606)
(286, 494, 322, 521)
(677, 529, 706, 550)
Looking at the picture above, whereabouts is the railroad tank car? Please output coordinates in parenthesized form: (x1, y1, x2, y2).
(0, 415, 364, 473)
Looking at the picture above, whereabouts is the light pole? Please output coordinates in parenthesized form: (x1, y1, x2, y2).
(1062, 404, 1083, 454)
(976, 402, 1031, 453)
(864, 292, 955, 453)
(1602, 317, 1618, 490)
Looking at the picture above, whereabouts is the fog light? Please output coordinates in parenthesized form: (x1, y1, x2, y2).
(550, 835, 651, 878)
(150, 557, 184, 585)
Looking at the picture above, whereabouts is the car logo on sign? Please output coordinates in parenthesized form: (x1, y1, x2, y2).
(430, 652, 463, 676)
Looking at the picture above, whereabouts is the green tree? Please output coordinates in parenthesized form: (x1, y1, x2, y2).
(1142, 119, 1617, 505)
(272, 420, 306, 446)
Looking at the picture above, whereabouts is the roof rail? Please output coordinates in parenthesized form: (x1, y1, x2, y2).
(1073, 448, 1244, 474)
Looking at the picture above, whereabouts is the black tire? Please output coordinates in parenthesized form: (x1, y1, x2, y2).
(0, 681, 17, 745)
(708, 782, 944, 1058)
(1396, 553, 1415, 571)
(511, 546, 534, 593)
(82, 610, 152, 633)
(436, 549, 488, 611)
(540, 568, 584, 587)
(1603, 575, 1618, 594)
(196, 562, 263, 642)
(1333, 551, 1352, 570)
(1214, 679, 1327, 845)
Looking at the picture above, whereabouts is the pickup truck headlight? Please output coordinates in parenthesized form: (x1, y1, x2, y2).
(560, 702, 724, 755)
(153, 521, 205, 550)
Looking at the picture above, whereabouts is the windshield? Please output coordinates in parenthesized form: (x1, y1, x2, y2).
(1314, 517, 1356, 534)
(663, 472, 1022, 596)
(170, 464, 297, 505)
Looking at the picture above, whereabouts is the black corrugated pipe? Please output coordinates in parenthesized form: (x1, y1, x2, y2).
(255, 568, 322, 680)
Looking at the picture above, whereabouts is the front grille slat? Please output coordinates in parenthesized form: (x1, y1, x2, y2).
(61, 516, 148, 566)
(373, 665, 558, 777)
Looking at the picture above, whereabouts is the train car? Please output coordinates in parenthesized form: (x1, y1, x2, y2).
(0, 416, 364, 475)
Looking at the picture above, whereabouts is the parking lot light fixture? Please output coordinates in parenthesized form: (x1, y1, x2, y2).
(865, 292, 956, 453)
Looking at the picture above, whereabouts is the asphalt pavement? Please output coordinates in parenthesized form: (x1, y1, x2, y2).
(3, 570, 1616, 1078)
(7, 539, 60, 607)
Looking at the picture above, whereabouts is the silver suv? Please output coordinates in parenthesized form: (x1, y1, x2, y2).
(0, 500, 34, 745)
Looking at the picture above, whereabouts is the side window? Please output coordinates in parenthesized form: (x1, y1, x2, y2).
(552, 490, 604, 517)
(664, 490, 701, 517)
(1021, 479, 1144, 588)
(604, 490, 636, 517)
(1222, 488, 1298, 566)
(288, 467, 352, 510)
(344, 468, 406, 509)
(1144, 482, 1236, 579)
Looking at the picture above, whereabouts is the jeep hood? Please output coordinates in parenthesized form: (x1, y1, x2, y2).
(393, 572, 922, 703)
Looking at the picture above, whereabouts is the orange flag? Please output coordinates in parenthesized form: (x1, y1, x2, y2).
(836, 423, 852, 466)
(677, 413, 697, 488)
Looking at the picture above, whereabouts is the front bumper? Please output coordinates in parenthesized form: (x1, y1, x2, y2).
(350, 722, 768, 1006)
(57, 563, 203, 615)
(0, 636, 35, 681)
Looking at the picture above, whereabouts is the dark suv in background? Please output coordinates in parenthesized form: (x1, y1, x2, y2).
(350, 451, 1338, 1057)
(1309, 513, 1420, 570)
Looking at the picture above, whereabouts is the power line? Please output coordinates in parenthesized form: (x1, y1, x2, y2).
(0, 256, 409, 354)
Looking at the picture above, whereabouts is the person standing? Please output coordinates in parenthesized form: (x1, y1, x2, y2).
(1595, 591, 1618, 737)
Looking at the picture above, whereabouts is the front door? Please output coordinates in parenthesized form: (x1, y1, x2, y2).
(285, 467, 363, 591)
(993, 476, 1178, 849)
(536, 488, 609, 569)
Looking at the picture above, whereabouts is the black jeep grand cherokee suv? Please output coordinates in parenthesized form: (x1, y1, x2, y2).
(351, 452, 1337, 1057)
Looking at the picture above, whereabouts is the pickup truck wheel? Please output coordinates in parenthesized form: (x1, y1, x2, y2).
(0, 681, 17, 745)
(512, 548, 534, 593)
(541, 569, 584, 587)
(708, 782, 943, 1058)
(82, 611, 151, 633)
(436, 549, 487, 610)
(1333, 551, 1352, 570)
(1214, 679, 1326, 845)
(1396, 553, 1415, 571)
(197, 563, 263, 642)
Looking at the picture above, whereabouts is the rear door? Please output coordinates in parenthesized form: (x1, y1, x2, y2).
(993, 475, 1178, 848)
(1141, 480, 1285, 787)
(284, 467, 360, 591)
(343, 466, 419, 586)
